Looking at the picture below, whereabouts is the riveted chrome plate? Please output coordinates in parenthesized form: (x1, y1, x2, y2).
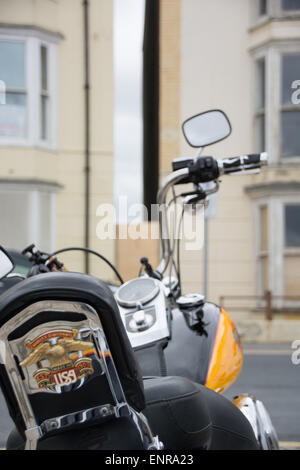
(4, 301, 105, 395)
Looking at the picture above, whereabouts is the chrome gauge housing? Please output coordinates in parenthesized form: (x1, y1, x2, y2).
(177, 293, 205, 309)
(115, 277, 160, 308)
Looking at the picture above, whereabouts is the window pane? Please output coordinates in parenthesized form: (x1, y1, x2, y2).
(282, 0, 300, 10)
(40, 95, 48, 140)
(259, 0, 267, 15)
(0, 190, 31, 250)
(282, 54, 300, 105)
(0, 188, 54, 253)
(41, 45, 48, 91)
(0, 41, 25, 89)
(285, 205, 300, 247)
(256, 114, 265, 152)
(261, 256, 269, 292)
(260, 205, 268, 252)
(39, 192, 52, 252)
(281, 111, 300, 157)
(284, 256, 300, 296)
(256, 58, 265, 109)
(0, 92, 27, 137)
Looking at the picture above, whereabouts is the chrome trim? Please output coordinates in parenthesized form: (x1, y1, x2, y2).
(177, 293, 205, 308)
(131, 410, 164, 450)
(115, 277, 160, 308)
(0, 299, 162, 450)
(6, 273, 26, 280)
(232, 394, 279, 450)
(260, 152, 268, 164)
(24, 426, 42, 450)
(156, 168, 189, 275)
(41, 404, 115, 434)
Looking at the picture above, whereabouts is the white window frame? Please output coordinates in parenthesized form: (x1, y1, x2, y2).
(276, 0, 300, 18)
(252, 40, 300, 165)
(251, 0, 300, 24)
(254, 192, 300, 306)
(252, 0, 269, 25)
(254, 56, 266, 153)
(0, 27, 59, 150)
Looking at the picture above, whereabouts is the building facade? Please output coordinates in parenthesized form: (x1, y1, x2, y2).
(0, 0, 115, 280)
(159, 0, 300, 340)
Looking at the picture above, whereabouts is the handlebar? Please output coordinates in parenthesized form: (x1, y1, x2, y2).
(187, 152, 268, 183)
(218, 152, 268, 175)
(156, 152, 268, 275)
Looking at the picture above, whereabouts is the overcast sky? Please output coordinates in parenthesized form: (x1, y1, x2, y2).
(114, 0, 145, 222)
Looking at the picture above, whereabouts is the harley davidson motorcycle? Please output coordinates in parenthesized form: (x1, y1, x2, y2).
(0, 110, 278, 450)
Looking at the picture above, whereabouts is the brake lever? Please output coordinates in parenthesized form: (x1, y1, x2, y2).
(181, 180, 220, 205)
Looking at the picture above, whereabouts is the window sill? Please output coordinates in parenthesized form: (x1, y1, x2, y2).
(279, 156, 300, 164)
(284, 248, 300, 255)
(0, 139, 57, 152)
(249, 15, 300, 33)
(249, 16, 271, 33)
(252, 305, 300, 314)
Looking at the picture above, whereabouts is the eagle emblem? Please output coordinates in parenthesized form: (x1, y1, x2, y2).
(20, 329, 95, 389)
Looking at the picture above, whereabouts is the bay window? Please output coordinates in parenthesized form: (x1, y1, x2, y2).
(0, 40, 26, 139)
(253, 44, 300, 163)
(284, 204, 300, 297)
(281, 54, 300, 158)
(248, 187, 300, 304)
(0, 27, 59, 149)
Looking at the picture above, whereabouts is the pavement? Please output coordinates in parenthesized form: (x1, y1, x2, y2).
(224, 343, 300, 449)
(0, 343, 299, 449)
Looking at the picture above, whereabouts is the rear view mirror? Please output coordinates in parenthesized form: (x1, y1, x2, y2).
(182, 110, 232, 148)
(0, 247, 14, 280)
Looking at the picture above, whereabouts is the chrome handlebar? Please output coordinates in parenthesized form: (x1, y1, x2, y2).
(155, 153, 268, 276)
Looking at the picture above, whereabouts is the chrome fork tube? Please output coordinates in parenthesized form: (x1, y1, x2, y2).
(156, 168, 189, 276)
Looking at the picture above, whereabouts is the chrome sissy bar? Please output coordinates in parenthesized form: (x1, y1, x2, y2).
(0, 300, 162, 450)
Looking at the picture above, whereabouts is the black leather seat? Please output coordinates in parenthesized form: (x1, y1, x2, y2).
(143, 376, 212, 449)
(143, 377, 258, 451)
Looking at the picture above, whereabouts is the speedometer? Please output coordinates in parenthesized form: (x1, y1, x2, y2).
(115, 277, 159, 308)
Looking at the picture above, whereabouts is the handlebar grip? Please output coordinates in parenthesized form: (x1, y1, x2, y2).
(187, 153, 268, 184)
(218, 152, 268, 174)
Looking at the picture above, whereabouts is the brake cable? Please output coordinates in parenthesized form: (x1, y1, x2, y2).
(48, 247, 124, 285)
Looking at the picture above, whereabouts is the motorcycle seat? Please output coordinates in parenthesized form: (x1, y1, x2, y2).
(143, 376, 258, 450)
(143, 376, 212, 449)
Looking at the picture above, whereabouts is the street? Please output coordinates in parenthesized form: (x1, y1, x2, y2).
(224, 343, 300, 449)
(0, 343, 299, 449)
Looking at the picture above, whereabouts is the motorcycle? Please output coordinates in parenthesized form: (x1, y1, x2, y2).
(0, 110, 278, 450)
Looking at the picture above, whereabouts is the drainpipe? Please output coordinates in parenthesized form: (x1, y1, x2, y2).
(83, 0, 90, 273)
(143, 0, 160, 220)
